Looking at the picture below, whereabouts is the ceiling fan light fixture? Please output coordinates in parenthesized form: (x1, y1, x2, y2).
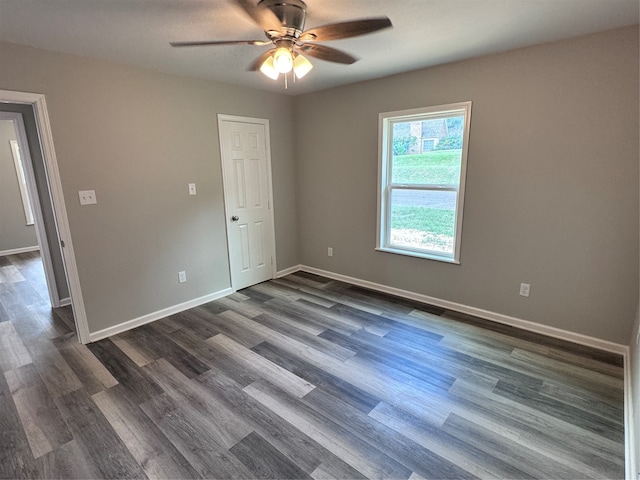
(273, 46, 294, 73)
(171, 0, 393, 87)
(259, 55, 280, 80)
(293, 53, 313, 79)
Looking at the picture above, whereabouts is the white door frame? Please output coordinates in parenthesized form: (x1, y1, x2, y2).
(0, 89, 90, 344)
(217, 114, 277, 290)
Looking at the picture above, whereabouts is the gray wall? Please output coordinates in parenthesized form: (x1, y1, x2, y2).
(0, 27, 637, 345)
(0, 120, 38, 252)
(295, 26, 639, 345)
(0, 41, 299, 333)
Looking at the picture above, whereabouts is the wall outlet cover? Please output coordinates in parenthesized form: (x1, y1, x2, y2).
(78, 190, 97, 205)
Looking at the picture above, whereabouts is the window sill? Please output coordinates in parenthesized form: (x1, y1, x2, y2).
(375, 246, 460, 265)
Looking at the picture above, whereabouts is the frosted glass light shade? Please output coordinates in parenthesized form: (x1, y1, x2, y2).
(259, 56, 279, 80)
(293, 53, 313, 79)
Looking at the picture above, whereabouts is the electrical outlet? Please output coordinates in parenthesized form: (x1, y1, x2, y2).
(78, 190, 97, 205)
(328, 247, 333, 257)
(178, 271, 187, 283)
(519, 283, 530, 297)
(188, 183, 196, 195)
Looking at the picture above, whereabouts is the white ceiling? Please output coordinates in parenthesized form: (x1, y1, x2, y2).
(0, 0, 638, 96)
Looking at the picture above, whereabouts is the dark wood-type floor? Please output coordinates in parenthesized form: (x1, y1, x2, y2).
(0, 252, 625, 479)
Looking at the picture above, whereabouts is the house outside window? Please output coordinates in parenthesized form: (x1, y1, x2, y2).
(377, 102, 472, 263)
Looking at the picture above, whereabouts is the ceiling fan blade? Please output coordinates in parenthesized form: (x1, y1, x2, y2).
(298, 44, 358, 64)
(248, 48, 276, 71)
(232, 0, 282, 33)
(170, 40, 270, 47)
(299, 17, 392, 42)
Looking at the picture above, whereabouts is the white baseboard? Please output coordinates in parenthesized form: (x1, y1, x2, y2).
(0, 245, 39, 257)
(276, 264, 303, 278)
(87, 288, 233, 343)
(59, 297, 71, 307)
(296, 265, 627, 355)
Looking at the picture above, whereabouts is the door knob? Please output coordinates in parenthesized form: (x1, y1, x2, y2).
(231, 215, 239, 222)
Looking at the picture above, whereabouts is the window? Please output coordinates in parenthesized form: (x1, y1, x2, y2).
(9, 139, 35, 226)
(422, 138, 437, 151)
(377, 102, 471, 263)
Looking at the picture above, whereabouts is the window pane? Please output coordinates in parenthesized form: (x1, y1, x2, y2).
(389, 189, 456, 255)
(391, 116, 464, 185)
(379, 102, 471, 263)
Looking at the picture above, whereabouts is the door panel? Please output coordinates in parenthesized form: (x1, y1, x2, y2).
(219, 118, 275, 290)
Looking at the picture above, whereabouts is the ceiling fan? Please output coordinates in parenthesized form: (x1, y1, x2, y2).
(170, 0, 392, 82)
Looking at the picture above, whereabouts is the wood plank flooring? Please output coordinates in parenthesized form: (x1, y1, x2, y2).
(0, 253, 626, 479)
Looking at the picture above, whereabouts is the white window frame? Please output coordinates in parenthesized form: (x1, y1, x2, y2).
(376, 101, 472, 264)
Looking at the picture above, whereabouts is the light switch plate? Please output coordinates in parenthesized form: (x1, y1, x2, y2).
(188, 183, 196, 195)
(78, 190, 97, 205)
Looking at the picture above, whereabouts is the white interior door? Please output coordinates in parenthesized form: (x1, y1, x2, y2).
(218, 115, 276, 291)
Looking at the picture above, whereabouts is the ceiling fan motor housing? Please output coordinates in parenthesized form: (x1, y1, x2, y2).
(259, 0, 307, 38)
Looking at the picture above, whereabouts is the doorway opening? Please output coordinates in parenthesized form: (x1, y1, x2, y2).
(0, 89, 90, 343)
(0, 113, 75, 332)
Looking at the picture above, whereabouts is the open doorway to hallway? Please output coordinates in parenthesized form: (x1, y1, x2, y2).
(0, 252, 74, 336)
(0, 112, 76, 336)
(1, 89, 89, 343)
